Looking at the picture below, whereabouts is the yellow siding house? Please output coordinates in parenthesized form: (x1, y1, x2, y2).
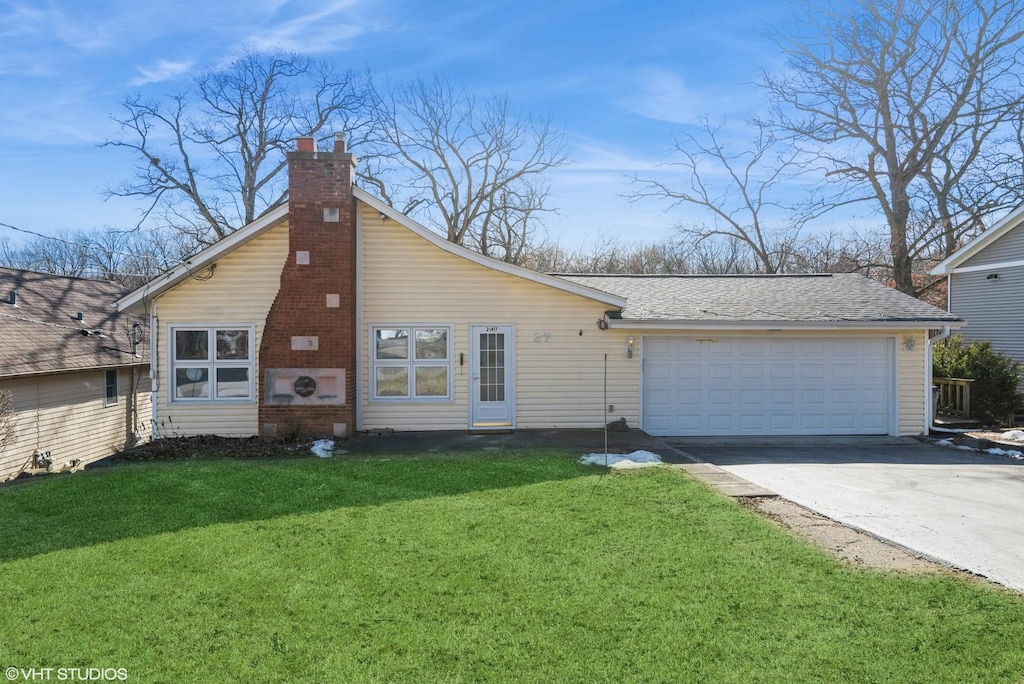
(1, 269, 150, 482)
(116, 137, 960, 441)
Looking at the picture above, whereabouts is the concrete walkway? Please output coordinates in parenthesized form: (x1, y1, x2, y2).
(671, 462, 775, 497)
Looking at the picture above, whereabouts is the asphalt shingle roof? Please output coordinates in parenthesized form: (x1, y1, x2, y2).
(555, 273, 960, 323)
(0, 268, 149, 378)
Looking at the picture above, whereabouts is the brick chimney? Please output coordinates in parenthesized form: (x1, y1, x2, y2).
(258, 133, 357, 439)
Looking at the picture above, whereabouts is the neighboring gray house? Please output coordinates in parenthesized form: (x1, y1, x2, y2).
(930, 206, 1024, 373)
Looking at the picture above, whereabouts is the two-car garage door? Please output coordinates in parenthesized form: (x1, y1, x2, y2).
(642, 337, 893, 436)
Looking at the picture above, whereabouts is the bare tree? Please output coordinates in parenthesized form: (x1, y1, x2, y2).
(631, 118, 818, 273)
(0, 227, 193, 288)
(376, 76, 569, 260)
(105, 50, 383, 246)
(762, 0, 1024, 295)
(479, 183, 549, 263)
(521, 232, 759, 275)
(9, 232, 91, 277)
(788, 228, 887, 275)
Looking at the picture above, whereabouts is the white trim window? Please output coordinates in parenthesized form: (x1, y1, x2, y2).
(170, 326, 254, 402)
(104, 369, 119, 407)
(372, 325, 452, 400)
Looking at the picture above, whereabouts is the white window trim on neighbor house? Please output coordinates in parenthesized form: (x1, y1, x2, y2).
(104, 369, 118, 407)
(370, 324, 453, 401)
(169, 325, 255, 403)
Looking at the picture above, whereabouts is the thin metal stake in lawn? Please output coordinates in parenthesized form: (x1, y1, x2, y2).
(587, 353, 611, 499)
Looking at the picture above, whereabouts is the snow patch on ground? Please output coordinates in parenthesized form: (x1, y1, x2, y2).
(579, 450, 663, 469)
(311, 439, 335, 458)
(936, 438, 1024, 460)
(986, 447, 1024, 460)
(1001, 430, 1024, 441)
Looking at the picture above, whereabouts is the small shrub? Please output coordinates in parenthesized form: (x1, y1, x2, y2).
(933, 335, 1024, 425)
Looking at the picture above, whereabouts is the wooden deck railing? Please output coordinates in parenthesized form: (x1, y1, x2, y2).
(935, 377, 973, 418)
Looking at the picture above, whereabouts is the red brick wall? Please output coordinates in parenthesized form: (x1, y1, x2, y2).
(258, 136, 357, 438)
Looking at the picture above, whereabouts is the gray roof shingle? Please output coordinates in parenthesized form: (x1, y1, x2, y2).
(0, 268, 149, 378)
(555, 273, 960, 324)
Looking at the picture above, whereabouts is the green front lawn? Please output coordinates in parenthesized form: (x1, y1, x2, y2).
(1, 452, 1022, 683)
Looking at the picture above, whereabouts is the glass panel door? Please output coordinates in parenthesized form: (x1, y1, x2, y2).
(471, 326, 514, 428)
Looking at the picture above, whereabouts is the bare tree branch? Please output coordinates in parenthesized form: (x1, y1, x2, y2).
(103, 50, 385, 247)
(762, 0, 1024, 295)
(631, 118, 818, 273)
(377, 76, 569, 261)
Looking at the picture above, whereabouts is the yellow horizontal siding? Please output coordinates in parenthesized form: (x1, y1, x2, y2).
(0, 367, 151, 481)
(360, 208, 931, 435)
(359, 207, 636, 431)
(897, 331, 926, 436)
(153, 221, 289, 437)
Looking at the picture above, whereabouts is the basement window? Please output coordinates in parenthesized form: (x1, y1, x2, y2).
(170, 326, 254, 402)
(372, 326, 451, 400)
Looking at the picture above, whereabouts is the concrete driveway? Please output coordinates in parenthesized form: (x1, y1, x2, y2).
(665, 436, 1024, 592)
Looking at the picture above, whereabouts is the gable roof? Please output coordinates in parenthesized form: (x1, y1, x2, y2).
(0, 268, 148, 378)
(117, 189, 627, 311)
(930, 204, 1024, 275)
(556, 273, 961, 330)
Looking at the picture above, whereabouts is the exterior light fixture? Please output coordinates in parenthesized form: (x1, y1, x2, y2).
(626, 336, 635, 358)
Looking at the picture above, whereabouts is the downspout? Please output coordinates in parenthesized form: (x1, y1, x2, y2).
(150, 302, 159, 440)
(354, 205, 363, 433)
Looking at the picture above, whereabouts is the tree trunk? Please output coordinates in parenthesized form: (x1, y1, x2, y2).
(889, 184, 914, 295)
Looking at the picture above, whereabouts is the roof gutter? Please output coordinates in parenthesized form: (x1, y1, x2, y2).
(604, 319, 964, 332)
(0, 359, 150, 381)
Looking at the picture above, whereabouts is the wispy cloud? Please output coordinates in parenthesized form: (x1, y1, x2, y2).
(621, 68, 702, 125)
(129, 59, 195, 86)
(0, 1, 47, 38)
(621, 65, 776, 128)
(0, 1, 109, 50)
(564, 137, 667, 176)
(0, 90, 122, 145)
(246, 0, 381, 53)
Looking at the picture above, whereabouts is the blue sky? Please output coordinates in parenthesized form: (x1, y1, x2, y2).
(0, 0, 795, 249)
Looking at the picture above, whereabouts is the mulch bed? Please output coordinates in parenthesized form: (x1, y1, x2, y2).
(111, 435, 313, 461)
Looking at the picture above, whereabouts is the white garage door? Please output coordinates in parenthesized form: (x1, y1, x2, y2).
(642, 337, 892, 436)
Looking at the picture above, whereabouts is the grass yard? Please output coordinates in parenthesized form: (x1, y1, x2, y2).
(2, 450, 1023, 683)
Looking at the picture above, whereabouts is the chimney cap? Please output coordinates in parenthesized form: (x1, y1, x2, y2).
(296, 137, 315, 153)
(333, 132, 346, 153)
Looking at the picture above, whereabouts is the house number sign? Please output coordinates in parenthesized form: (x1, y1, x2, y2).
(532, 332, 551, 342)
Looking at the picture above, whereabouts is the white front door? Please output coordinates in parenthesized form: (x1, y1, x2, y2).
(470, 325, 514, 429)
